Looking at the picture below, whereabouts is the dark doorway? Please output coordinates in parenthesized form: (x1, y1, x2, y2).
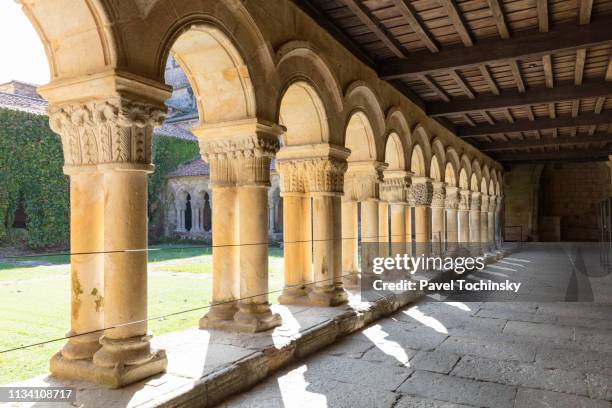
(185, 193, 192, 232)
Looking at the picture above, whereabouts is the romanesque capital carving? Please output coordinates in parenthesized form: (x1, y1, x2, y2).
(470, 192, 481, 211)
(380, 170, 410, 203)
(48, 97, 166, 167)
(343, 161, 386, 201)
(430, 182, 447, 208)
(277, 156, 347, 195)
(458, 189, 471, 211)
(199, 133, 279, 187)
(407, 179, 433, 207)
(445, 187, 460, 210)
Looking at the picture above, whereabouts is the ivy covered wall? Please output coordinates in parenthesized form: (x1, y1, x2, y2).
(0, 108, 69, 248)
(0, 107, 200, 249)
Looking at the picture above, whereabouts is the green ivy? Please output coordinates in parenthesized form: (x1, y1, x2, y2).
(0, 109, 69, 248)
(148, 135, 200, 229)
(0, 108, 199, 249)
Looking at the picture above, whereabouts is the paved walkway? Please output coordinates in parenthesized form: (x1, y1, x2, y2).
(222, 246, 612, 408)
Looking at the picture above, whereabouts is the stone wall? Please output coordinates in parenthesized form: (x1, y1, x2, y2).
(504, 162, 611, 241)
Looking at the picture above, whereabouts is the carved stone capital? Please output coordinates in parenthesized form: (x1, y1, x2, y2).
(470, 192, 481, 211)
(276, 143, 350, 195)
(48, 97, 166, 168)
(407, 177, 433, 207)
(458, 189, 471, 211)
(197, 121, 281, 187)
(444, 186, 460, 210)
(344, 161, 386, 201)
(431, 182, 446, 208)
(380, 170, 410, 203)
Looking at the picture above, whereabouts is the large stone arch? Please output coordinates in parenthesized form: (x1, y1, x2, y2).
(344, 110, 377, 162)
(275, 41, 343, 145)
(430, 138, 446, 182)
(445, 147, 460, 187)
(471, 159, 483, 192)
(385, 107, 412, 166)
(151, 2, 277, 125)
(411, 144, 427, 177)
(411, 124, 433, 175)
(384, 132, 406, 170)
(278, 80, 330, 146)
(17, 0, 120, 81)
(343, 81, 385, 161)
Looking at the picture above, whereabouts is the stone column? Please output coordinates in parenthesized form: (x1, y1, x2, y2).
(409, 177, 433, 250)
(378, 201, 389, 257)
(494, 196, 503, 248)
(345, 161, 386, 276)
(59, 169, 104, 360)
(487, 196, 496, 248)
(341, 199, 359, 286)
(431, 181, 446, 255)
(469, 192, 481, 253)
(445, 186, 459, 255)
(480, 194, 489, 252)
(44, 76, 170, 388)
(458, 189, 471, 251)
(197, 120, 282, 332)
(277, 144, 348, 306)
(382, 170, 409, 257)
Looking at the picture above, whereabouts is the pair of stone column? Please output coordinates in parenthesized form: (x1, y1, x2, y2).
(44, 76, 170, 388)
(198, 120, 283, 332)
(381, 171, 410, 257)
(445, 187, 460, 254)
(342, 161, 387, 282)
(276, 144, 349, 306)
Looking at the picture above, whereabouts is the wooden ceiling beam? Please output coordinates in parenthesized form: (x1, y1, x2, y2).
(339, 0, 407, 58)
(575, 48, 587, 85)
(378, 19, 612, 79)
(536, 0, 549, 32)
(449, 70, 475, 99)
(494, 147, 612, 162)
(290, 0, 375, 68)
(438, 0, 474, 47)
(542, 54, 554, 88)
(508, 60, 526, 92)
(419, 74, 450, 102)
(391, 0, 439, 53)
(479, 65, 500, 95)
(427, 80, 612, 116)
(579, 0, 594, 25)
(479, 132, 612, 151)
(457, 111, 612, 137)
(487, 0, 510, 39)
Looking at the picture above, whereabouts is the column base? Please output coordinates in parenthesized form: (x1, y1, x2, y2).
(307, 287, 348, 307)
(278, 286, 309, 305)
(232, 302, 282, 333)
(50, 349, 167, 389)
(199, 303, 239, 329)
(60, 332, 102, 360)
(342, 271, 360, 288)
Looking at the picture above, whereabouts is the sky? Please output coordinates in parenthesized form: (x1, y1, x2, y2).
(0, 1, 49, 85)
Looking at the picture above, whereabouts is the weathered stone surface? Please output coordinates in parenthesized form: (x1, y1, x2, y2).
(514, 388, 611, 408)
(397, 371, 516, 408)
(503, 321, 575, 340)
(586, 372, 612, 401)
(410, 351, 460, 374)
(394, 395, 473, 408)
(437, 336, 536, 363)
(451, 356, 588, 395)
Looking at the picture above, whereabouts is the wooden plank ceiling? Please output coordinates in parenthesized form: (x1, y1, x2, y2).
(293, 0, 612, 164)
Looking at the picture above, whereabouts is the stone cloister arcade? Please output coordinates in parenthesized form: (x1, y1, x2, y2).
(16, 0, 503, 389)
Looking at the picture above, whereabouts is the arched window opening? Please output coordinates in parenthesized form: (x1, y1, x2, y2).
(12, 197, 26, 229)
(203, 192, 212, 232)
(184, 193, 192, 232)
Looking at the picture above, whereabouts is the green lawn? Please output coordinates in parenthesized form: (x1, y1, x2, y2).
(0, 245, 284, 384)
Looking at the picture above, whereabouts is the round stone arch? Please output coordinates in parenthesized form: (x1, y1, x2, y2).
(384, 132, 406, 170)
(445, 148, 461, 187)
(385, 107, 412, 166)
(274, 41, 343, 145)
(410, 144, 428, 177)
(344, 110, 378, 162)
(17, 0, 120, 81)
(459, 154, 472, 190)
(278, 80, 330, 146)
(152, 2, 278, 125)
(343, 81, 386, 161)
(430, 138, 446, 182)
(410, 124, 433, 177)
(471, 159, 483, 192)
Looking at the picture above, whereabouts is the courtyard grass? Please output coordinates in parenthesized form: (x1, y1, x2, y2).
(0, 245, 284, 384)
